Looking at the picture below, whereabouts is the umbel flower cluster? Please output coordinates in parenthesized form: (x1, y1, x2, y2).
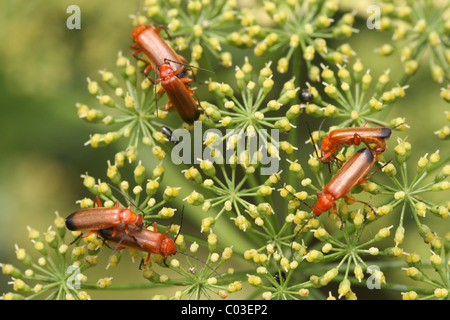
(2, 0, 449, 300)
(372, 0, 450, 85)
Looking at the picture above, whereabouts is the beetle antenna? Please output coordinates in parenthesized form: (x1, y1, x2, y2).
(306, 122, 321, 160)
(316, 118, 326, 152)
(154, 70, 159, 116)
(176, 250, 223, 280)
(107, 183, 146, 220)
(174, 206, 184, 243)
(135, 0, 141, 22)
(391, 122, 407, 130)
(163, 58, 215, 74)
(68, 233, 83, 246)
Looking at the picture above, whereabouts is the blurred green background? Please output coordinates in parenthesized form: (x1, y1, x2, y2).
(0, 0, 447, 299)
(0, 0, 140, 297)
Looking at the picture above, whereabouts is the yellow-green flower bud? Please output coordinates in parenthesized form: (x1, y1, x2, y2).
(185, 190, 205, 206)
(313, 227, 329, 241)
(394, 226, 405, 244)
(248, 275, 262, 286)
(377, 43, 394, 56)
(13, 279, 31, 293)
(257, 203, 273, 215)
(1, 264, 23, 279)
(434, 288, 448, 298)
(405, 252, 421, 268)
(405, 267, 423, 281)
(375, 226, 392, 241)
(318, 267, 338, 286)
(305, 250, 324, 263)
(227, 281, 242, 293)
(308, 156, 322, 173)
(324, 83, 338, 99)
(277, 57, 289, 74)
(159, 207, 176, 218)
(430, 254, 442, 271)
(354, 265, 364, 282)
(394, 140, 411, 164)
(338, 279, 351, 298)
(431, 205, 449, 219)
(288, 160, 304, 180)
(220, 52, 232, 68)
(199, 159, 216, 177)
(404, 60, 419, 75)
(402, 291, 418, 300)
(163, 186, 179, 201)
(426, 150, 441, 172)
(418, 224, 435, 243)
(183, 167, 202, 184)
(304, 45, 315, 61)
(201, 217, 215, 233)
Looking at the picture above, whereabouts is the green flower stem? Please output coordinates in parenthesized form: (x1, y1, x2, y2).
(163, 159, 255, 255)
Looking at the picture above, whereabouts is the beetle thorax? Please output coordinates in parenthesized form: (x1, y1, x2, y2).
(160, 237, 177, 257)
(313, 192, 335, 215)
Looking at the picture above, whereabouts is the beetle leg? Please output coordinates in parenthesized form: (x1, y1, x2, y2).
(143, 63, 153, 76)
(140, 253, 152, 269)
(365, 139, 386, 154)
(164, 100, 172, 111)
(329, 202, 344, 229)
(81, 230, 96, 238)
(343, 194, 377, 217)
(132, 48, 150, 65)
(94, 196, 103, 208)
(179, 77, 193, 85)
(69, 230, 95, 246)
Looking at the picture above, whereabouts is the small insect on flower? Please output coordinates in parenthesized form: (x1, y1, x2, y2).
(131, 21, 214, 124)
(299, 88, 314, 103)
(131, 24, 190, 79)
(65, 196, 144, 245)
(99, 222, 222, 278)
(155, 59, 213, 124)
(160, 125, 179, 144)
(99, 222, 176, 268)
(282, 148, 387, 239)
(318, 121, 404, 165)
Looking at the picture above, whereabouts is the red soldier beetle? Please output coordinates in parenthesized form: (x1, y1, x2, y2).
(66, 196, 144, 244)
(131, 24, 189, 79)
(99, 222, 176, 267)
(131, 22, 214, 123)
(282, 148, 390, 238)
(155, 59, 205, 124)
(311, 148, 378, 218)
(319, 121, 404, 164)
(100, 221, 223, 278)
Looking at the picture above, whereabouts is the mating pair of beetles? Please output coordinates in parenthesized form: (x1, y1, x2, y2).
(282, 119, 403, 233)
(66, 23, 211, 266)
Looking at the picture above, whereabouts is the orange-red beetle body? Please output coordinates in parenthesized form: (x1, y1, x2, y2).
(320, 122, 392, 163)
(131, 24, 188, 78)
(66, 197, 143, 239)
(313, 148, 376, 216)
(99, 222, 176, 266)
(157, 62, 200, 123)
